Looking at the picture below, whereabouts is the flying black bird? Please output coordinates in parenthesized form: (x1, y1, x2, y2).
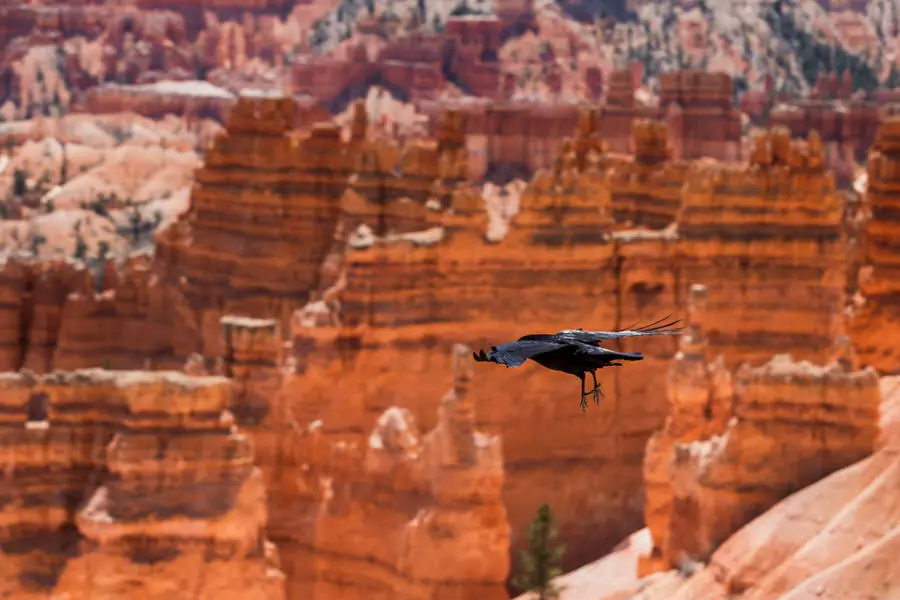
(472, 316, 683, 412)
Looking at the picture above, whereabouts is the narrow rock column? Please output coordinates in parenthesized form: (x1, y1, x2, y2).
(640, 283, 732, 576)
(221, 315, 282, 427)
(434, 343, 478, 468)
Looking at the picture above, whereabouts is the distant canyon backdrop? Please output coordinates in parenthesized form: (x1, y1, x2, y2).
(1, 0, 900, 599)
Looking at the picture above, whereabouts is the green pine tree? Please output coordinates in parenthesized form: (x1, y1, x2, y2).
(512, 504, 565, 600)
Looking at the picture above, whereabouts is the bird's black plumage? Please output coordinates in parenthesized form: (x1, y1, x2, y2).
(473, 316, 683, 411)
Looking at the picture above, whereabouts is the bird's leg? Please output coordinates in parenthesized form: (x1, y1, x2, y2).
(579, 374, 588, 412)
(589, 369, 603, 406)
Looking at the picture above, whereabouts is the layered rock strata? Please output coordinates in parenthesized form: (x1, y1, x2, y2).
(304, 343, 509, 600)
(659, 70, 742, 162)
(851, 116, 900, 372)
(225, 336, 510, 600)
(0, 97, 863, 590)
(607, 120, 689, 229)
(429, 100, 582, 182)
(291, 142, 678, 573)
(151, 94, 467, 361)
(678, 127, 847, 367)
(640, 284, 881, 575)
(656, 376, 900, 599)
(53, 256, 176, 371)
(0, 369, 284, 600)
(153, 92, 352, 358)
(218, 315, 308, 598)
(769, 96, 885, 184)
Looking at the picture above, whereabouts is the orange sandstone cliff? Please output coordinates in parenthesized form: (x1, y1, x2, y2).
(0, 95, 874, 597)
(640, 283, 881, 576)
(0, 369, 284, 599)
(851, 116, 900, 373)
(190, 317, 511, 600)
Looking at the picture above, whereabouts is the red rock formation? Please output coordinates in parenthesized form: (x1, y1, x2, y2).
(640, 283, 881, 576)
(418, 99, 584, 181)
(54, 256, 174, 371)
(768, 98, 882, 185)
(287, 132, 677, 574)
(599, 69, 653, 155)
(662, 376, 900, 599)
(217, 319, 511, 600)
(302, 343, 510, 600)
(80, 80, 238, 122)
(291, 23, 502, 112)
(606, 119, 689, 229)
(0, 258, 91, 374)
(152, 92, 352, 359)
(0, 369, 284, 599)
(659, 70, 741, 162)
(414, 68, 740, 181)
(0, 258, 31, 371)
(22, 259, 90, 373)
(678, 126, 847, 367)
(852, 116, 900, 372)
(513, 119, 613, 245)
(0, 97, 871, 597)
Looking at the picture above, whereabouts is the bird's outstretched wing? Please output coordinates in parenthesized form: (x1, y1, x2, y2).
(556, 315, 684, 343)
(473, 339, 565, 368)
(572, 341, 643, 362)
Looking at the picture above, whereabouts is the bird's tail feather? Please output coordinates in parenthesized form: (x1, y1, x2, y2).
(622, 315, 683, 334)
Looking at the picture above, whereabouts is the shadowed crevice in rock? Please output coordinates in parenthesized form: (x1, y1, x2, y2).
(10, 524, 82, 591)
(125, 536, 194, 565)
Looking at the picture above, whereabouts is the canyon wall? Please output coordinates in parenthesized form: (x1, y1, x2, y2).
(851, 116, 900, 373)
(419, 69, 742, 182)
(0, 95, 860, 593)
(186, 317, 511, 600)
(276, 113, 850, 576)
(678, 126, 846, 368)
(640, 283, 881, 575)
(0, 369, 284, 600)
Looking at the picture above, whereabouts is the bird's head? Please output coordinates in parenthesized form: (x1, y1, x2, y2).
(472, 347, 495, 362)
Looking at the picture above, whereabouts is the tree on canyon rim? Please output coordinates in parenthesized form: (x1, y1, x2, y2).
(512, 503, 565, 600)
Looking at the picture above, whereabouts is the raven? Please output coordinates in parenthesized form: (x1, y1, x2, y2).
(472, 316, 683, 412)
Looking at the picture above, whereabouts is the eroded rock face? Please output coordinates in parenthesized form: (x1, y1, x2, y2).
(218, 334, 512, 600)
(768, 101, 861, 186)
(640, 284, 882, 576)
(304, 343, 510, 600)
(851, 116, 900, 373)
(607, 120, 689, 229)
(606, 374, 898, 600)
(0, 98, 865, 588)
(0, 369, 283, 600)
(679, 126, 846, 368)
(659, 70, 742, 162)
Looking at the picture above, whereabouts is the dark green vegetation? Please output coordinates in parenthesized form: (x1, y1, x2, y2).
(512, 503, 566, 600)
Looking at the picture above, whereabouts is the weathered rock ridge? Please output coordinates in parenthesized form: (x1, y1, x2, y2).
(0, 95, 863, 594)
(0, 325, 510, 600)
(0, 369, 284, 599)
(640, 283, 881, 577)
(851, 116, 900, 373)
